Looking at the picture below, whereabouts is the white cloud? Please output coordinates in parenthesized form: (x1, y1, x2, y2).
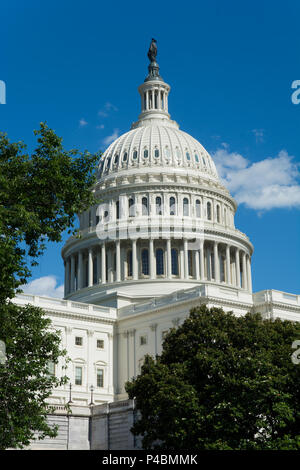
(96, 124, 105, 130)
(102, 129, 119, 146)
(79, 118, 88, 127)
(212, 148, 300, 210)
(22, 276, 64, 299)
(98, 102, 118, 118)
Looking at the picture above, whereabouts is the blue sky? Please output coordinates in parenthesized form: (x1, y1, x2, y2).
(1, 0, 300, 296)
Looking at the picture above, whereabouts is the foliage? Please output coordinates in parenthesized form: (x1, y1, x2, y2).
(0, 123, 99, 448)
(0, 122, 99, 301)
(126, 305, 300, 450)
(0, 302, 68, 449)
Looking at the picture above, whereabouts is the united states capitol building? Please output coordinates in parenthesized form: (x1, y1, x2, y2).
(14, 42, 300, 449)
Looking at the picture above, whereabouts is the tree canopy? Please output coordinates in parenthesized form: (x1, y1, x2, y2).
(0, 123, 99, 448)
(126, 304, 300, 450)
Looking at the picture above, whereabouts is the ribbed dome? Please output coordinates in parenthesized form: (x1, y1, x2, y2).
(97, 124, 219, 181)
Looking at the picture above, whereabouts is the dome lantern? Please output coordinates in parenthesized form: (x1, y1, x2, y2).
(131, 39, 173, 129)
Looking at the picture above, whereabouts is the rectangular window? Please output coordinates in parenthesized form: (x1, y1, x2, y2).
(97, 368, 104, 388)
(47, 360, 55, 377)
(97, 339, 104, 349)
(75, 336, 83, 346)
(140, 335, 147, 346)
(75, 366, 83, 385)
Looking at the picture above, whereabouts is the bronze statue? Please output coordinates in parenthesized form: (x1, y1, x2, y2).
(147, 38, 157, 63)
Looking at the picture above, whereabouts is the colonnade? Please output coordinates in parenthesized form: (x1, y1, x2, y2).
(64, 239, 252, 296)
(142, 87, 168, 112)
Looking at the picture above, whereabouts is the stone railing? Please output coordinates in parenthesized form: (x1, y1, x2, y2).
(253, 290, 300, 306)
(13, 293, 117, 318)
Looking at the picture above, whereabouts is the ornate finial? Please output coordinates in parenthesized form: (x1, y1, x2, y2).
(145, 38, 163, 82)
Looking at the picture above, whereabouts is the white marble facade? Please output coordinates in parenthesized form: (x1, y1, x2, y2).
(13, 53, 300, 407)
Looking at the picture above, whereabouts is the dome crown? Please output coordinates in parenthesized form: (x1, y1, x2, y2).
(97, 40, 219, 183)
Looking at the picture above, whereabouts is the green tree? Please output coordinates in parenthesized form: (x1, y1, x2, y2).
(126, 305, 300, 450)
(0, 123, 99, 448)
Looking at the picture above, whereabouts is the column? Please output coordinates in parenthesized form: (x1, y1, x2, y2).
(132, 239, 138, 280)
(151, 90, 154, 109)
(242, 251, 247, 290)
(194, 250, 200, 280)
(70, 254, 75, 292)
(235, 248, 240, 288)
(78, 250, 83, 289)
(184, 239, 189, 279)
(166, 239, 172, 279)
(65, 259, 70, 296)
(88, 248, 93, 287)
(206, 247, 211, 280)
(180, 246, 184, 279)
(101, 243, 106, 284)
(158, 88, 161, 109)
(247, 255, 252, 292)
(146, 91, 149, 110)
(150, 323, 158, 356)
(96, 250, 101, 284)
(226, 245, 231, 285)
(199, 241, 205, 280)
(116, 240, 121, 282)
(108, 332, 114, 393)
(214, 241, 220, 282)
(149, 239, 155, 279)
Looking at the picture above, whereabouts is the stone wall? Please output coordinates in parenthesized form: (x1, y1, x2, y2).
(29, 400, 140, 450)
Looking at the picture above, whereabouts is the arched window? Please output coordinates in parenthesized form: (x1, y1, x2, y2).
(127, 250, 132, 277)
(183, 198, 189, 216)
(133, 150, 138, 160)
(142, 197, 148, 216)
(171, 249, 178, 275)
(195, 154, 199, 163)
(154, 148, 159, 158)
(106, 157, 111, 170)
(156, 249, 164, 275)
(129, 198, 135, 217)
(207, 202, 212, 221)
(176, 148, 181, 160)
(114, 154, 119, 164)
(144, 149, 149, 158)
(170, 197, 176, 215)
(156, 196, 163, 215)
(141, 249, 149, 275)
(165, 147, 170, 159)
(88, 211, 93, 227)
(123, 152, 128, 161)
(216, 205, 220, 223)
(186, 152, 191, 161)
(195, 199, 201, 218)
(116, 201, 120, 220)
(202, 156, 207, 166)
(103, 210, 109, 222)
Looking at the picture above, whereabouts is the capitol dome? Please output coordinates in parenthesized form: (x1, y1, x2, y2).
(62, 46, 253, 308)
(98, 125, 219, 183)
